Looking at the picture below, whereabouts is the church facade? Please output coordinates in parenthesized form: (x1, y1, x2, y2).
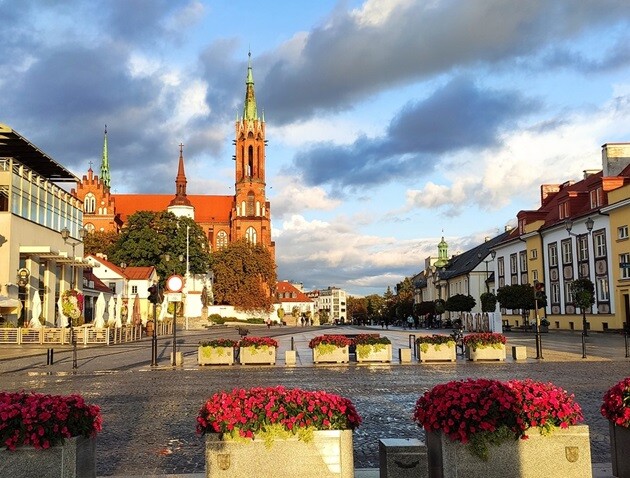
(73, 56, 275, 259)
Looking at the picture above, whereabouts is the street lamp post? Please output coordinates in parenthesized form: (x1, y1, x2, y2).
(565, 217, 594, 339)
(477, 250, 497, 293)
(60, 226, 86, 370)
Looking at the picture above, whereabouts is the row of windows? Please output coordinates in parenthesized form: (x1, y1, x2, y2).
(213, 227, 258, 249)
(7, 164, 83, 236)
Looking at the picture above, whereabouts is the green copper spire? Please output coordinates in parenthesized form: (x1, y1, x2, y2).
(100, 125, 111, 188)
(243, 51, 258, 121)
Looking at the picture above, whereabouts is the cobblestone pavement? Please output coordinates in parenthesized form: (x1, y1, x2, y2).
(0, 325, 628, 476)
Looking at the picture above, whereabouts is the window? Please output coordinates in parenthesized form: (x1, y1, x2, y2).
(550, 283, 560, 303)
(559, 202, 569, 219)
(620, 253, 630, 280)
(530, 249, 538, 259)
(597, 277, 610, 301)
(532, 270, 539, 281)
(510, 254, 517, 274)
(245, 226, 257, 244)
(565, 281, 574, 303)
(131, 285, 138, 295)
(589, 188, 604, 208)
(247, 192, 255, 216)
(84, 223, 95, 233)
(577, 235, 589, 261)
(497, 257, 504, 277)
(519, 251, 527, 272)
(548, 243, 558, 267)
(216, 231, 228, 249)
(84, 193, 96, 213)
(594, 232, 606, 258)
(561, 240, 572, 264)
(109, 282, 116, 293)
(618, 225, 628, 240)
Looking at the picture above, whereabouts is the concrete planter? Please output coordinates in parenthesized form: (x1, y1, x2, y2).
(198, 346, 235, 365)
(418, 342, 456, 362)
(312, 345, 350, 364)
(239, 346, 276, 365)
(205, 430, 354, 478)
(355, 343, 392, 363)
(609, 421, 630, 477)
(0, 436, 96, 478)
(426, 425, 592, 478)
(466, 344, 506, 361)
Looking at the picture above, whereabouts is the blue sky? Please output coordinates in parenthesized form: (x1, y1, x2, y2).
(2, 0, 629, 296)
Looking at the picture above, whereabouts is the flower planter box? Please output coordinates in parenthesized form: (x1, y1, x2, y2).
(0, 436, 96, 478)
(426, 425, 592, 478)
(610, 422, 630, 477)
(356, 343, 392, 363)
(198, 346, 234, 365)
(313, 346, 349, 363)
(466, 344, 505, 361)
(239, 346, 276, 365)
(418, 343, 456, 362)
(205, 430, 354, 478)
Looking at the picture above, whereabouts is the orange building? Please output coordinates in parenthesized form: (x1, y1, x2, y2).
(73, 55, 275, 259)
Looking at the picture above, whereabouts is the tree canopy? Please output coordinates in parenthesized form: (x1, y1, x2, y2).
(108, 211, 210, 281)
(570, 278, 595, 311)
(83, 230, 119, 258)
(480, 292, 497, 313)
(445, 294, 476, 313)
(210, 239, 277, 313)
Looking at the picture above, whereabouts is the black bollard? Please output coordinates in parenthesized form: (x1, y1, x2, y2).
(581, 332, 587, 359)
(291, 337, 295, 351)
(46, 348, 54, 365)
(409, 334, 416, 358)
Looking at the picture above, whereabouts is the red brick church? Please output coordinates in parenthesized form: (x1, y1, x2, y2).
(73, 55, 275, 259)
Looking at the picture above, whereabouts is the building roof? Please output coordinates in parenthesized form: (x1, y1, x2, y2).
(0, 123, 78, 182)
(276, 281, 313, 303)
(83, 269, 112, 293)
(439, 231, 510, 280)
(113, 194, 234, 224)
(86, 254, 155, 280)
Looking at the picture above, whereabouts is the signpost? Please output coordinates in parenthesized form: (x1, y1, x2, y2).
(166, 275, 184, 366)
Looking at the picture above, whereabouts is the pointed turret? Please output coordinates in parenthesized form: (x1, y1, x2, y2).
(100, 125, 111, 188)
(243, 51, 258, 121)
(169, 143, 192, 208)
(435, 235, 449, 268)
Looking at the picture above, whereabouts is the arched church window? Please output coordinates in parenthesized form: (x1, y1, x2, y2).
(245, 227, 257, 244)
(247, 146, 254, 177)
(85, 223, 95, 233)
(247, 192, 255, 216)
(84, 193, 96, 214)
(216, 231, 228, 249)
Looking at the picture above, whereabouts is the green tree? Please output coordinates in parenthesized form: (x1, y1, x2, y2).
(570, 278, 595, 333)
(347, 296, 367, 323)
(210, 239, 276, 313)
(496, 284, 546, 324)
(365, 294, 385, 322)
(395, 277, 415, 321)
(480, 292, 497, 313)
(445, 294, 476, 313)
(414, 300, 435, 316)
(109, 211, 210, 280)
(83, 230, 119, 257)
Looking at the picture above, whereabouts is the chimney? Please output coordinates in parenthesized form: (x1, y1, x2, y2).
(540, 184, 560, 206)
(602, 143, 630, 177)
(583, 169, 599, 179)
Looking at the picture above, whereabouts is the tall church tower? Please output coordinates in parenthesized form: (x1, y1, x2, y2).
(231, 53, 275, 258)
(167, 143, 194, 219)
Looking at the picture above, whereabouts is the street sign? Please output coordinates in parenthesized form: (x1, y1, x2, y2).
(167, 293, 182, 302)
(166, 274, 184, 292)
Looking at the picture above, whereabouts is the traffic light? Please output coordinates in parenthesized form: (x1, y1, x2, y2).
(148, 284, 159, 304)
(534, 281, 546, 306)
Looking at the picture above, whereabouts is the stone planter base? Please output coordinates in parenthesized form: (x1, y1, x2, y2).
(0, 436, 96, 478)
(426, 425, 592, 478)
(356, 343, 392, 363)
(205, 430, 354, 477)
(239, 346, 276, 365)
(418, 343, 456, 362)
(466, 344, 506, 361)
(313, 346, 350, 363)
(610, 421, 630, 477)
(198, 346, 235, 365)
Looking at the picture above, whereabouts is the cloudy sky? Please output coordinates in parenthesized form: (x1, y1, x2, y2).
(2, 0, 629, 296)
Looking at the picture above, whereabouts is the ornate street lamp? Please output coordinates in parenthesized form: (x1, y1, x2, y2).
(60, 226, 87, 370)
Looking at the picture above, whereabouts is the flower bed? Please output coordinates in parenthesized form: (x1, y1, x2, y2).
(309, 335, 352, 363)
(601, 376, 630, 477)
(353, 335, 391, 362)
(197, 386, 362, 441)
(238, 336, 278, 365)
(413, 378, 583, 460)
(0, 391, 102, 451)
(415, 334, 456, 362)
(198, 339, 238, 366)
(463, 332, 506, 361)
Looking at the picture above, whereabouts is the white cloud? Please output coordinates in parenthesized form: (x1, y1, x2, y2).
(270, 175, 341, 218)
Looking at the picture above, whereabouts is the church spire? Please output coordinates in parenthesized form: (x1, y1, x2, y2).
(100, 125, 111, 188)
(435, 233, 449, 268)
(243, 50, 258, 121)
(169, 143, 192, 207)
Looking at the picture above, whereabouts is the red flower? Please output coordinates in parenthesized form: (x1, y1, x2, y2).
(238, 336, 279, 348)
(601, 376, 630, 428)
(308, 335, 352, 348)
